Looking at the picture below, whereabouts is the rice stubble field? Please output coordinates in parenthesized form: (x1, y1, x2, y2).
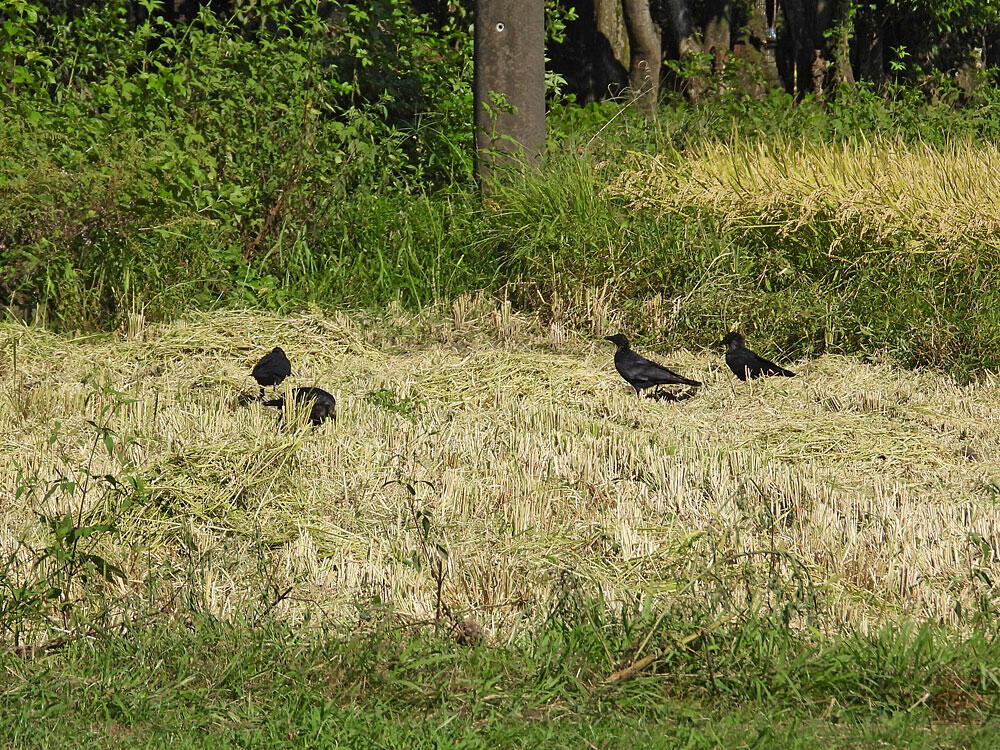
(3, 300, 1000, 644)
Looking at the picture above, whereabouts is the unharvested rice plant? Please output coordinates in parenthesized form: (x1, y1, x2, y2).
(610, 137, 1000, 259)
(3, 300, 999, 645)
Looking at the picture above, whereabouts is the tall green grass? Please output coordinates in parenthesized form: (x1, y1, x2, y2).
(5, 126, 1000, 375)
(6, 76, 1000, 374)
(475, 138, 1000, 375)
(2, 608, 997, 748)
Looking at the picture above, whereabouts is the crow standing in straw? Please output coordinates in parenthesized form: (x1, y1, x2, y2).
(251, 346, 292, 398)
(721, 332, 796, 381)
(604, 334, 701, 396)
(264, 386, 336, 426)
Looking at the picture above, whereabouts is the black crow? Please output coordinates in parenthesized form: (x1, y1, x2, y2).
(264, 386, 336, 426)
(721, 332, 796, 381)
(251, 347, 292, 398)
(604, 334, 701, 396)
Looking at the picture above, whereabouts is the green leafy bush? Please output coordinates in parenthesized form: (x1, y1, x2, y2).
(1, 0, 473, 326)
(3, 0, 1000, 375)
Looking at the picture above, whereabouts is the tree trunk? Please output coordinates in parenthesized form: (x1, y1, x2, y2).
(811, 49, 828, 98)
(660, 0, 709, 98)
(662, 0, 700, 57)
(781, 0, 813, 96)
(783, 0, 854, 96)
(703, 1, 732, 54)
(622, 0, 662, 114)
(747, 0, 782, 92)
(595, 0, 629, 71)
(830, 0, 855, 89)
(854, 12, 885, 83)
(704, 1, 732, 91)
(547, 1, 628, 103)
(474, 0, 546, 183)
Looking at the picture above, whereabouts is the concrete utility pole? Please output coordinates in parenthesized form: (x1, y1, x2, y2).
(473, 0, 546, 183)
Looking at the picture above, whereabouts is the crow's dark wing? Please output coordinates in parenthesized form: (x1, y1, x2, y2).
(293, 387, 336, 424)
(252, 350, 291, 386)
(265, 387, 336, 425)
(292, 386, 336, 406)
(725, 350, 752, 380)
(755, 353, 795, 378)
(617, 350, 701, 388)
(726, 349, 794, 380)
(263, 387, 331, 408)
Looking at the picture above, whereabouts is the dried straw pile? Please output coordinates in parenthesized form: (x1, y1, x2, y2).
(3, 301, 999, 636)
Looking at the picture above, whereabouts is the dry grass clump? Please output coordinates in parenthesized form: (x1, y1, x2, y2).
(3, 301, 1000, 640)
(609, 138, 1000, 260)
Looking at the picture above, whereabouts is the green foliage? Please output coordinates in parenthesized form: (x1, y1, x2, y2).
(854, 0, 999, 75)
(1, 382, 146, 645)
(867, 0, 1000, 36)
(2, 0, 1000, 375)
(364, 387, 425, 418)
(0, 0, 474, 327)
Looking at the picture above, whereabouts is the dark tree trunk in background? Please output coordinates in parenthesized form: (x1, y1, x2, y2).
(595, 0, 629, 72)
(660, 0, 709, 97)
(746, 0, 782, 93)
(704, 3, 732, 94)
(549, 0, 628, 102)
(988, 31, 1000, 69)
(474, 0, 546, 183)
(703, 1, 732, 52)
(812, 0, 833, 47)
(781, 0, 854, 97)
(622, 0, 662, 114)
(854, 11, 886, 83)
(703, 1, 732, 67)
(955, 46, 986, 98)
(782, 0, 812, 96)
(662, 0, 700, 56)
(830, 0, 856, 89)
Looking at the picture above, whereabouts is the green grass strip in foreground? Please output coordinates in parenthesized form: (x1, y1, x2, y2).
(2, 615, 998, 748)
